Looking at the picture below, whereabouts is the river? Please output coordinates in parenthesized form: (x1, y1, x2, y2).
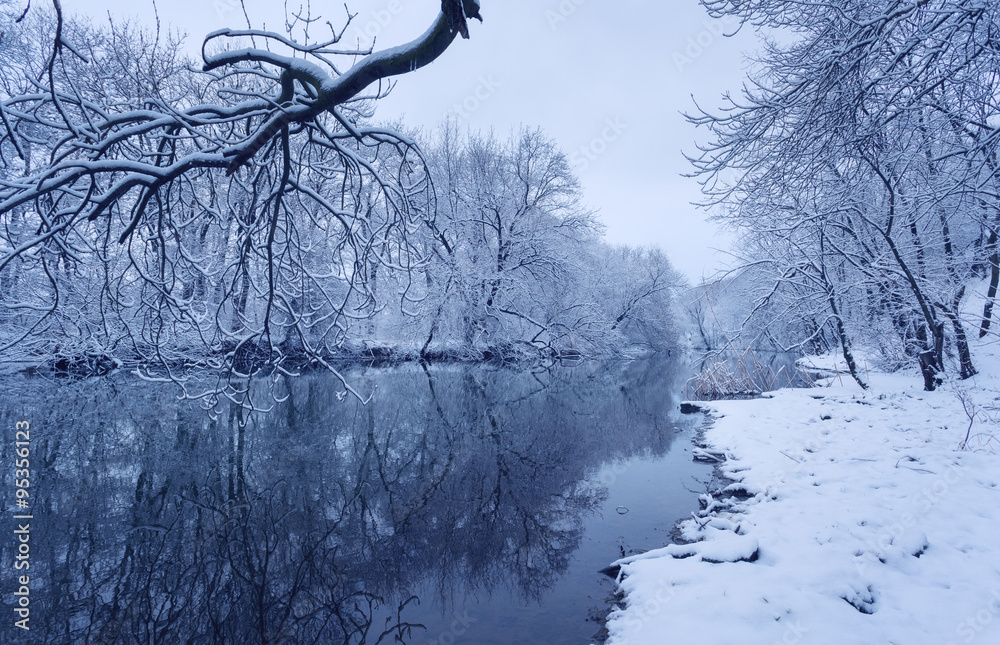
(0, 358, 712, 644)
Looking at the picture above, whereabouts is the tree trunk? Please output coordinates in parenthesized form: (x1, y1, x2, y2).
(862, 156, 945, 390)
(943, 287, 976, 379)
(918, 344, 943, 392)
(980, 228, 999, 337)
(829, 293, 867, 390)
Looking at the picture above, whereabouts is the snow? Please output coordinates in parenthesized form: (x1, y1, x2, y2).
(604, 345, 1000, 645)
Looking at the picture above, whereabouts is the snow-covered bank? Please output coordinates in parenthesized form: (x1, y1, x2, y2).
(604, 354, 1000, 645)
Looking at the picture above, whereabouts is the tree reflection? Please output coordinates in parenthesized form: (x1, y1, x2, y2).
(0, 359, 684, 644)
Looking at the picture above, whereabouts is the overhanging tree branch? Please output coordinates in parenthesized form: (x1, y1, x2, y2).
(0, 0, 484, 400)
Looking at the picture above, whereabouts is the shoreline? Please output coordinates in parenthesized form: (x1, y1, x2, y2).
(603, 358, 1000, 644)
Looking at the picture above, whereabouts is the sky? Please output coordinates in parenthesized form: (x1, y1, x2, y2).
(64, 0, 760, 281)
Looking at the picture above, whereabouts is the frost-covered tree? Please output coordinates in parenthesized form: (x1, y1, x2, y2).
(411, 125, 684, 359)
(0, 0, 482, 396)
(690, 0, 1000, 390)
(1, 1, 684, 398)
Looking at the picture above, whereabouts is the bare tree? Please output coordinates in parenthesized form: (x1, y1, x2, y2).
(0, 1, 483, 398)
(412, 125, 683, 360)
(689, 0, 999, 389)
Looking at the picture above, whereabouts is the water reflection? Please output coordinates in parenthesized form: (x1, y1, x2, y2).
(0, 359, 687, 644)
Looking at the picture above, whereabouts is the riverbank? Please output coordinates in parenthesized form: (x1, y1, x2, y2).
(604, 349, 1000, 644)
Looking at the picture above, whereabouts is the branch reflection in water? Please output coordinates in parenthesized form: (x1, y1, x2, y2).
(0, 358, 688, 644)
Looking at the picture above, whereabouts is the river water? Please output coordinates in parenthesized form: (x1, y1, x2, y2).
(0, 358, 712, 644)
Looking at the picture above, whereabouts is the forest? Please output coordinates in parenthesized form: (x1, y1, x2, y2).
(0, 1, 682, 398)
(684, 0, 1000, 392)
(4, 0, 1000, 395)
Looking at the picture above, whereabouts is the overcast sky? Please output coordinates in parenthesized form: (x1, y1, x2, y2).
(67, 0, 759, 281)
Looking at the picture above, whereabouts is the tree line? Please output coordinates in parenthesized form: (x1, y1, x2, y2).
(0, 3, 682, 389)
